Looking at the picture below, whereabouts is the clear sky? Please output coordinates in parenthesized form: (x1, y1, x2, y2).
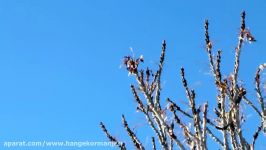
(0, 0, 266, 150)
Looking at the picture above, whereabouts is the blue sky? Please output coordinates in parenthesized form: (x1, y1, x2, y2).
(0, 0, 266, 149)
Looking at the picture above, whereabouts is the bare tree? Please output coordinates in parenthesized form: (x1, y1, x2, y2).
(100, 11, 266, 150)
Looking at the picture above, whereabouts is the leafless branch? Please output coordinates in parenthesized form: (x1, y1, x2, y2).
(122, 115, 145, 150)
(152, 137, 156, 150)
(100, 11, 265, 150)
(99, 122, 126, 150)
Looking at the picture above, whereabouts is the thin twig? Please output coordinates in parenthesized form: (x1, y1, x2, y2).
(251, 124, 262, 150)
(152, 137, 156, 150)
(154, 40, 166, 110)
(232, 11, 246, 99)
(206, 128, 224, 147)
(122, 115, 145, 150)
(242, 96, 261, 117)
(202, 102, 208, 150)
(204, 20, 218, 83)
(100, 122, 126, 150)
(255, 63, 266, 134)
(131, 85, 146, 112)
(180, 67, 203, 149)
